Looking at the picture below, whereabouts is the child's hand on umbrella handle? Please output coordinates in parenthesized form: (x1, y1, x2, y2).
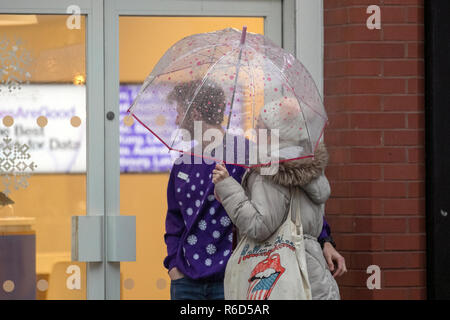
(212, 162, 229, 184)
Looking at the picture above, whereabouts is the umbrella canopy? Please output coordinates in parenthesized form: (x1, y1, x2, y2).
(128, 27, 327, 168)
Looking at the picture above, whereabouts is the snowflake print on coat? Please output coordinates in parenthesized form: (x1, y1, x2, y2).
(206, 244, 217, 255)
(220, 216, 231, 227)
(187, 235, 197, 245)
(198, 219, 207, 230)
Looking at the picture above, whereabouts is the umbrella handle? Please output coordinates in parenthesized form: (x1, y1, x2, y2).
(240, 26, 247, 45)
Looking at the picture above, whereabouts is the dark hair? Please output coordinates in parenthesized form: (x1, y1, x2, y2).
(167, 80, 225, 125)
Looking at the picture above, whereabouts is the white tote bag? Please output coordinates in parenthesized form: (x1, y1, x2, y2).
(224, 187, 312, 300)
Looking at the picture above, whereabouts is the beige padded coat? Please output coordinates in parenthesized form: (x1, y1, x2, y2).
(214, 143, 340, 300)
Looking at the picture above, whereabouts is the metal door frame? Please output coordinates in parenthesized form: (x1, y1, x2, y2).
(104, 0, 284, 300)
(0, 0, 106, 299)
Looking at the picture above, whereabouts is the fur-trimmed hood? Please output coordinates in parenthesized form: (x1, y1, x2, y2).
(244, 143, 329, 188)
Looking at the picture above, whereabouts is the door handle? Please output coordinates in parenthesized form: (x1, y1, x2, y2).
(71, 215, 136, 262)
(106, 215, 136, 262)
(72, 215, 103, 262)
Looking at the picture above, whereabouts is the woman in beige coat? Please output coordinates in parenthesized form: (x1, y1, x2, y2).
(212, 99, 340, 300)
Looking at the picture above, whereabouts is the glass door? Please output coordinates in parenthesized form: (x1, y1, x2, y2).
(0, 1, 105, 300)
(105, 0, 282, 299)
(1, 0, 284, 300)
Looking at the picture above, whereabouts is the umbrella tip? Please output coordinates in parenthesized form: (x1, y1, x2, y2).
(240, 26, 247, 45)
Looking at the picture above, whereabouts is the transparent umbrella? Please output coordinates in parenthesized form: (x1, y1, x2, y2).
(128, 27, 327, 167)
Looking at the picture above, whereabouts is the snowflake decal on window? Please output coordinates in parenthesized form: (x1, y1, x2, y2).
(0, 36, 32, 94)
(0, 136, 37, 196)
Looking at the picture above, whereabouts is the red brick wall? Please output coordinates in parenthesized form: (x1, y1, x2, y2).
(323, 0, 425, 299)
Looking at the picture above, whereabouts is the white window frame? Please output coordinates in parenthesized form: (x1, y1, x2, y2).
(284, 0, 324, 98)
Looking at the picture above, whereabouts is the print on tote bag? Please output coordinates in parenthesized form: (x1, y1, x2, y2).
(237, 234, 296, 300)
(247, 253, 286, 300)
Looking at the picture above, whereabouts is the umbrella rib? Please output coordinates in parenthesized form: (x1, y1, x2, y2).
(199, 40, 230, 57)
(169, 42, 231, 69)
(152, 52, 244, 79)
(226, 46, 245, 130)
(128, 49, 239, 114)
(128, 76, 155, 113)
(247, 44, 327, 121)
(128, 45, 222, 113)
(249, 45, 327, 152)
(156, 61, 247, 79)
(169, 46, 242, 149)
(225, 52, 256, 165)
(244, 50, 257, 130)
(162, 30, 240, 75)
